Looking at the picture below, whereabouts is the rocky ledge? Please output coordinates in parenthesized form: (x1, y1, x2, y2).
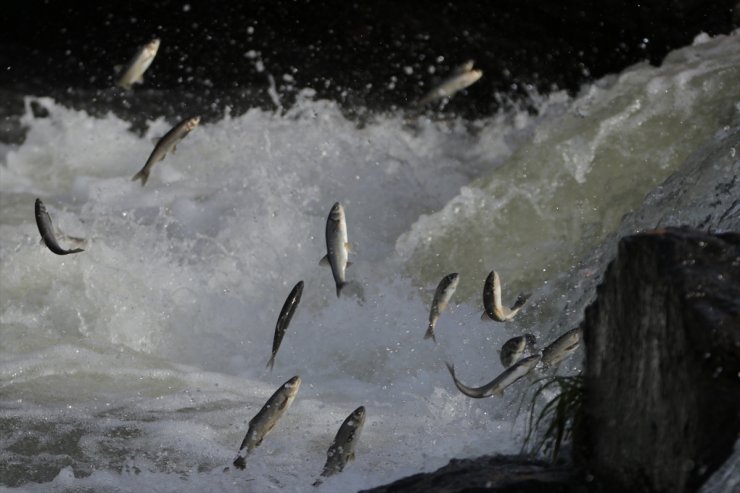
(577, 227, 739, 493)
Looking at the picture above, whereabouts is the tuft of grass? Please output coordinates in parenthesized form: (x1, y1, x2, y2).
(521, 375, 584, 462)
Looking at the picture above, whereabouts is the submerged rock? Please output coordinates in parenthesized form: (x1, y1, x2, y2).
(577, 228, 740, 492)
(358, 454, 580, 493)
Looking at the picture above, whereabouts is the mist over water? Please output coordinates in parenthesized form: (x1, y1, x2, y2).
(1, 31, 738, 492)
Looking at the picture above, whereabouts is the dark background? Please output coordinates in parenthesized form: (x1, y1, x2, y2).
(1, 0, 737, 123)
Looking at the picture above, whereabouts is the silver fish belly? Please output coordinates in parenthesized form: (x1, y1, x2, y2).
(266, 281, 304, 371)
(446, 353, 541, 398)
(132, 116, 200, 186)
(320, 202, 351, 297)
(313, 406, 366, 486)
(117, 38, 160, 90)
(541, 327, 582, 368)
(481, 270, 530, 322)
(420, 61, 482, 104)
(425, 273, 460, 342)
(232, 375, 301, 470)
(34, 198, 84, 256)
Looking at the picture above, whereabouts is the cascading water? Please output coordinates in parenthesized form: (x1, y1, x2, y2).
(0, 30, 738, 493)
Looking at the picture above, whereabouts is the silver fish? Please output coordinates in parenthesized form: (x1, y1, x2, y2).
(420, 60, 483, 105)
(232, 375, 301, 470)
(446, 353, 541, 398)
(266, 281, 304, 371)
(132, 116, 200, 186)
(481, 270, 530, 322)
(34, 198, 84, 256)
(424, 273, 460, 343)
(499, 334, 537, 368)
(117, 38, 160, 90)
(541, 327, 582, 368)
(313, 406, 366, 486)
(319, 202, 351, 297)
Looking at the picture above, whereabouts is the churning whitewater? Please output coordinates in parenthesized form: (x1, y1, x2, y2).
(1, 30, 738, 492)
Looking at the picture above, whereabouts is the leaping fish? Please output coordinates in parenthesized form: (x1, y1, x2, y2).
(320, 202, 351, 297)
(266, 281, 304, 371)
(232, 376, 301, 470)
(313, 406, 366, 486)
(117, 38, 160, 90)
(34, 198, 84, 256)
(424, 273, 460, 343)
(481, 270, 530, 322)
(541, 327, 582, 369)
(445, 353, 541, 398)
(499, 334, 537, 368)
(132, 116, 200, 186)
(419, 60, 483, 105)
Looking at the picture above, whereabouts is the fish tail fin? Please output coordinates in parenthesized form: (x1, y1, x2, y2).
(233, 456, 246, 470)
(336, 282, 345, 298)
(265, 355, 275, 371)
(424, 323, 437, 343)
(511, 292, 531, 311)
(132, 169, 149, 186)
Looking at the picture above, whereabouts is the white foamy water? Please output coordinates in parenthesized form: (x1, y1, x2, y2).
(1, 31, 738, 492)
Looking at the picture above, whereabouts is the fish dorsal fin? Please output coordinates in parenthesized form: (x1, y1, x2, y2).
(480, 311, 490, 321)
(319, 254, 329, 266)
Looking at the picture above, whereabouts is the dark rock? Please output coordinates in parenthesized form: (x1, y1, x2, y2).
(358, 455, 582, 493)
(577, 228, 740, 493)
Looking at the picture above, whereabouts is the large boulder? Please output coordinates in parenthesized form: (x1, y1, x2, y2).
(577, 228, 740, 492)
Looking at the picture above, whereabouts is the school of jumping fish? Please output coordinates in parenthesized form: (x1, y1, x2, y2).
(31, 38, 582, 486)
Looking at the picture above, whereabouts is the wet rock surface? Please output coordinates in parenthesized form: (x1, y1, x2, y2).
(578, 227, 740, 493)
(359, 455, 582, 493)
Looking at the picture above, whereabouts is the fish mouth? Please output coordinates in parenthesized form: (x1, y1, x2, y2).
(329, 203, 344, 220)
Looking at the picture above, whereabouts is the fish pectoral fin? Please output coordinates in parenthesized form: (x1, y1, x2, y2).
(319, 255, 330, 266)
(150, 136, 160, 145)
(113, 64, 123, 74)
(171, 144, 177, 154)
(493, 388, 504, 397)
(346, 261, 353, 268)
(348, 451, 355, 462)
(345, 242, 352, 251)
